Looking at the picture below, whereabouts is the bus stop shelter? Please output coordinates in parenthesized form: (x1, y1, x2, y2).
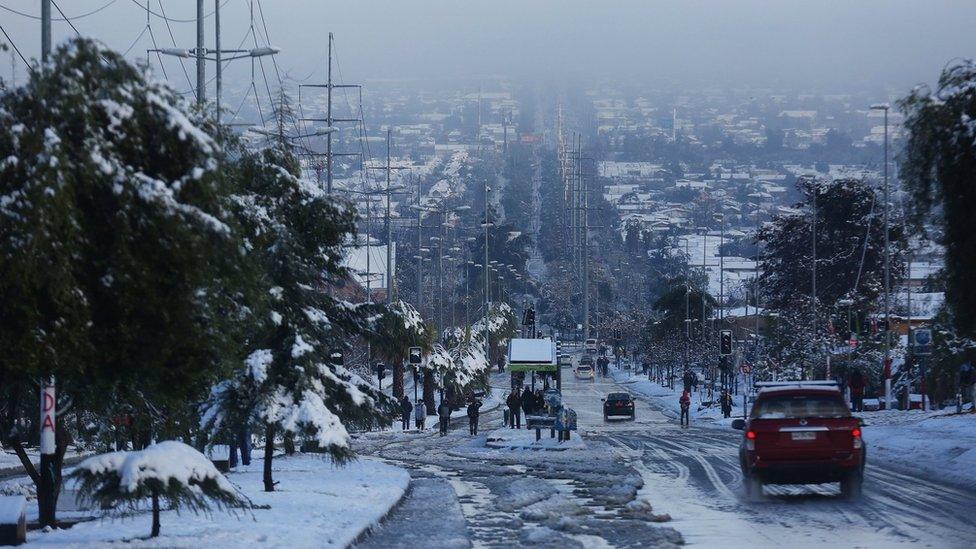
(507, 338, 559, 391)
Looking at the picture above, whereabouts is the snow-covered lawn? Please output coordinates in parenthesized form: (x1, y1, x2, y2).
(24, 453, 409, 548)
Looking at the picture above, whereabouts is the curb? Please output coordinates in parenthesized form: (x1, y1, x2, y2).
(348, 473, 413, 547)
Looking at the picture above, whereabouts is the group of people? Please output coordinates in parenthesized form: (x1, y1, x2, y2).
(400, 396, 426, 431)
(399, 395, 482, 436)
(505, 386, 547, 429)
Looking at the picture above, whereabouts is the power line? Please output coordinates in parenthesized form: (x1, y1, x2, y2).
(158, 0, 195, 99)
(130, 0, 230, 24)
(0, 23, 33, 74)
(0, 0, 118, 21)
(51, 0, 83, 38)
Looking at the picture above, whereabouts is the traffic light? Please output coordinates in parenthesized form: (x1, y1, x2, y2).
(375, 363, 386, 380)
(522, 307, 536, 326)
(720, 330, 733, 356)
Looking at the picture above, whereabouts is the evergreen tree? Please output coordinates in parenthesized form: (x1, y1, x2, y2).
(901, 60, 976, 338)
(201, 113, 396, 491)
(0, 39, 236, 520)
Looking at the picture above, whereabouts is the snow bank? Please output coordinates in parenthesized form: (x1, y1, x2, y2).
(862, 410, 976, 491)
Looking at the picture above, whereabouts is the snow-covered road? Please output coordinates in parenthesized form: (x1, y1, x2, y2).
(356, 362, 976, 548)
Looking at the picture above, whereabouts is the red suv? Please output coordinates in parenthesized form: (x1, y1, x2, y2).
(733, 382, 865, 500)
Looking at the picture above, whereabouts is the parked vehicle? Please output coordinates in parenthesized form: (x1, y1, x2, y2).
(558, 354, 574, 369)
(602, 392, 635, 420)
(574, 364, 595, 381)
(733, 381, 866, 500)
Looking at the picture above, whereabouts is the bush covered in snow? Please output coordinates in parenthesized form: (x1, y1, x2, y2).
(70, 441, 246, 538)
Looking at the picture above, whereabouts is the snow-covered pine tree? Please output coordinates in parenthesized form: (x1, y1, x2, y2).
(201, 96, 396, 491)
(0, 39, 237, 521)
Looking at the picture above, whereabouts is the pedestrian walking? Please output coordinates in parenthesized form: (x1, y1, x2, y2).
(720, 390, 732, 419)
(521, 386, 535, 427)
(679, 390, 691, 428)
(682, 370, 693, 393)
(849, 369, 865, 412)
(467, 399, 482, 435)
(506, 389, 522, 428)
(414, 398, 427, 430)
(400, 396, 413, 431)
(960, 360, 975, 412)
(437, 400, 451, 436)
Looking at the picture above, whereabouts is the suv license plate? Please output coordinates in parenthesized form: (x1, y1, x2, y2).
(791, 432, 817, 441)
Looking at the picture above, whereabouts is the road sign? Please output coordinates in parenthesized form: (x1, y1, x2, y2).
(913, 328, 933, 355)
(720, 330, 733, 356)
(739, 361, 752, 375)
(408, 346, 423, 365)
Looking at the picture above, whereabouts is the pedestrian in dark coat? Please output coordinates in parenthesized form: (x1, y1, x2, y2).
(467, 399, 482, 435)
(506, 389, 522, 428)
(437, 400, 451, 436)
(400, 396, 413, 431)
(849, 370, 866, 412)
(520, 387, 535, 426)
(720, 390, 732, 419)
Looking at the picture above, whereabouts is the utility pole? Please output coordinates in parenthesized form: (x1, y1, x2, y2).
(196, 0, 205, 107)
(214, 0, 221, 126)
(39, 2, 56, 529)
(417, 175, 424, 314)
(299, 34, 361, 194)
(581, 139, 590, 342)
(326, 33, 333, 192)
(41, 0, 51, 64)
(484, 179, 491, 362)
(811, 181, 818, 381)
(870, 103, 892, 407)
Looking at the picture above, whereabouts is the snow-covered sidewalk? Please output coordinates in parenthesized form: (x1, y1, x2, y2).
(25, 453, 409, 548)
(861, 409, 976, 491)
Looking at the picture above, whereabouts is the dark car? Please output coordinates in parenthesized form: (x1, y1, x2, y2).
(602, 392, 635, 421)
(733, 382, 865, 500)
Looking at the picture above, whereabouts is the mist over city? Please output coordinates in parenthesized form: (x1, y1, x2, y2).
(1, 1, 976, 547)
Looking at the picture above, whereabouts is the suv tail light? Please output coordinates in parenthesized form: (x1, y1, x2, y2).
(852, 427, 862, 449)
(746, 430, 756, 451)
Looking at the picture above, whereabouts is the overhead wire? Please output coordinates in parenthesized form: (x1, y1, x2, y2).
(157, 0, 195, 99)
(143, 1, 168, 80)
(50, 0, 83, 37)
(130, 0, 230, 23)
(0, 23, 33, 74)
(0, 0, 118, 20)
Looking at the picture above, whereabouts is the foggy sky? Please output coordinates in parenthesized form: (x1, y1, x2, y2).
(3, 0, 975, 91)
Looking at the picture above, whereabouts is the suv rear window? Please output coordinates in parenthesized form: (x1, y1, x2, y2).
(578, 365, 592, 371)
(753, 395, 850, 419)
(607, 393, 630, 401)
